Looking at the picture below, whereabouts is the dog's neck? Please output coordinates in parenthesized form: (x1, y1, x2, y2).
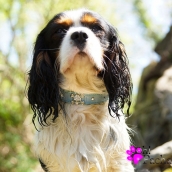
(60, 54, 106, 94)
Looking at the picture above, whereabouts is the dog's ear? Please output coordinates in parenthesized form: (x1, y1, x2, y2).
(28, 29, 60, 127)
(103, 25, 132, 117)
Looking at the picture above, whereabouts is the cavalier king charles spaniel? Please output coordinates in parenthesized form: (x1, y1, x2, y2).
(27, 9, 134, 172)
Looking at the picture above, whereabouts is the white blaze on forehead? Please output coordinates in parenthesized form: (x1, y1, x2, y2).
(63, 8, 99, 27)
(63, 9, 86, 26)
(55, 9, 100, 30)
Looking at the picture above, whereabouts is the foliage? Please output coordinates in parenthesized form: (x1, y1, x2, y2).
(0, 0, 118, 171)
(132, 0, 161, 42)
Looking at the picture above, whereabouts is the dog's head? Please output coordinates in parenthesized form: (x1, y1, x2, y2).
(28, 9, 132, 126)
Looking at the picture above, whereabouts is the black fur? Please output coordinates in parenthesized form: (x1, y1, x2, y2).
(101, 24, 132, 118)
(39, 159, 48, 172)
(27, 14, 64, 127)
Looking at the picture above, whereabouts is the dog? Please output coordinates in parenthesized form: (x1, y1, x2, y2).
(27, 9, 134, 172)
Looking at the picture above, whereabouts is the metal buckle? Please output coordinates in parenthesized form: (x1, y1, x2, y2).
(71, 93, 84, 105)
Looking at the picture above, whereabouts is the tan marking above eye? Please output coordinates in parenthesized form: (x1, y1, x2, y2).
(81, 13, 97, 24)
(55, 17, 73, 26)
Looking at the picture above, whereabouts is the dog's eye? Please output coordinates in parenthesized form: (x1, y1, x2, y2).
(90, 25, 102, 32)
(55, 28, 66, 34)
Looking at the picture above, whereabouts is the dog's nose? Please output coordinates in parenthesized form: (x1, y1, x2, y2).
(71, 31, 88, 49)
(71, 31, 88, 43)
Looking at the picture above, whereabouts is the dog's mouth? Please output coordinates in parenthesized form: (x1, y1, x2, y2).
(77, 51, 87, 56)
(61, 50, 90, 69)
(60, 45, 104, 74)
(72, 51, 94, 65)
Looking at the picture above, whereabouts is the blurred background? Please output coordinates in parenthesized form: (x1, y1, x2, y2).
(0, 0, 172, 171)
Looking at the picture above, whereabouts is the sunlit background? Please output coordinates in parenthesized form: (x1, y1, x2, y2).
(0, 0, 172, 171)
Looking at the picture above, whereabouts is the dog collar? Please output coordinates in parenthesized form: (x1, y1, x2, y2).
(59, 88, 108, 105)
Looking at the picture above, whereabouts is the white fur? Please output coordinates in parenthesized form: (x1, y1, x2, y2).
(35, 105, 134, 172)
(34, 9, 134, 172)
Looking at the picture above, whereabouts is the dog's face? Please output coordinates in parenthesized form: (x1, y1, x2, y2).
(58, 10, 109, 74)
(28, 9, 132, 126)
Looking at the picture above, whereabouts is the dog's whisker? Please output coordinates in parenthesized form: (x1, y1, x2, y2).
(103, 54, 116, 69)
(102, 60, 108, 71)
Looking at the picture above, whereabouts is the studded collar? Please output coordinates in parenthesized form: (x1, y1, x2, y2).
(59, 88, 109, 105)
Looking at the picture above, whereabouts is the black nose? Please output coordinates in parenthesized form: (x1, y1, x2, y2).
(71, 31, 88, 49)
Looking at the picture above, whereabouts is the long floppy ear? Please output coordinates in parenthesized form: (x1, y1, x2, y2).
(103, 25, 132, 117)
(28, 30, 60, 127)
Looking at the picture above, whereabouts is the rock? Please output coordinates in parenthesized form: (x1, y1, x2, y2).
(135, 141, 172, 171)
(128, 26, 172, 149)
(128, 25, 172, 172)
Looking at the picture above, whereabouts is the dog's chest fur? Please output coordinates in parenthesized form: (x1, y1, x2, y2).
(35, 104, 131, 172)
